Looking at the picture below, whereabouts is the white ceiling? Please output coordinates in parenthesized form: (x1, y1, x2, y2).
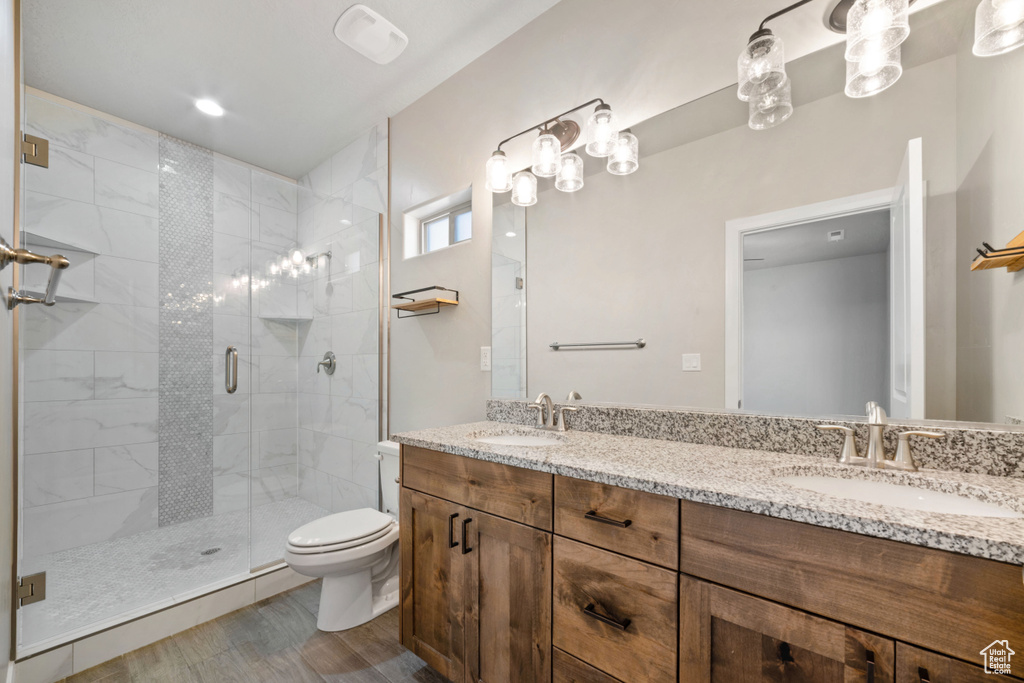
(744, 210, 891, 271)
(22, 0, 562, 178)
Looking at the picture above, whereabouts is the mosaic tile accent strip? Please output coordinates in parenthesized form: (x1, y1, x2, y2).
(485, 399, 1024, 478)
(158, 135, 216, 525)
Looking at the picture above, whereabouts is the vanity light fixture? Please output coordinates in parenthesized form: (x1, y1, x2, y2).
(845, 44, 903, 97)
(487, 99, 638, 205)
(974, 0, 1024, 56)
(738, 0, 815, 129)
(844, 0, 909, 96)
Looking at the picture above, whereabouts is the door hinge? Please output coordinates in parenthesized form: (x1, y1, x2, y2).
(515, 277, 524, 290)
(16, 572, 46, 607)
(21, 134, 49, 168)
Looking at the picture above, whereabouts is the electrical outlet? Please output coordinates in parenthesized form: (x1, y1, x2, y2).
(682, 353, 701, 372)
(480, 346, 492, 371)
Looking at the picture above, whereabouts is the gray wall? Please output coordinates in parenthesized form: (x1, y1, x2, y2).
(1, 0, 14, 664)
(743, 252, 889, 417)
(955, 23, 1024, 423)
(524, 56, 956, 413)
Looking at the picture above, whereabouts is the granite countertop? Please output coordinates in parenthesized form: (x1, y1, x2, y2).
(393, 421, 1024, 565)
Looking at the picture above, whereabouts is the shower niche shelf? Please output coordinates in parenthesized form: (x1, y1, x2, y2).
(17, 289, 96, 305)
(22, 230, 99, 256)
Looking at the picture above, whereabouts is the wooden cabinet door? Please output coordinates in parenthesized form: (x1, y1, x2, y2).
(464, 510, 552, 683)
(680, 574, 895, 683)
(400, 488, 466, 681)
(896, 642, 1022, 682)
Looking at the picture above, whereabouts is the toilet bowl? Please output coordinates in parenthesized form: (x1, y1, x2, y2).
(284, 441, 401, 632)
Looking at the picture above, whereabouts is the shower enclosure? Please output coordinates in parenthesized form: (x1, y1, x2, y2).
(14, 89, 386, 654)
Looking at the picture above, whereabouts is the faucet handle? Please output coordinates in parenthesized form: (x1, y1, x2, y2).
(566, 391, 582, 402)
(557, 405, 579, 432)
(889, 430, 944, 472)
(817, 425, 865, 466)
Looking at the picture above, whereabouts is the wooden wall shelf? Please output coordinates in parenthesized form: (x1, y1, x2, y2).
(971, 229, 1024, 271)
(392, 286, 459, 318)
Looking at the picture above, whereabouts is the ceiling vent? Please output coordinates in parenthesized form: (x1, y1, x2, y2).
(334, 4, 408, 65)
(828, 229, 845, 242)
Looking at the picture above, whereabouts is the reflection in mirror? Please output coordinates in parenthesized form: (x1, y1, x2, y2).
(492, 0, 1024, 426)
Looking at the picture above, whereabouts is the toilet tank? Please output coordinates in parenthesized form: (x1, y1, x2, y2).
(377, 440, 401, 519)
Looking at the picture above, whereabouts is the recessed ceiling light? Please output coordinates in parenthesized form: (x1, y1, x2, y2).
(506, 232, 517, 237)
(195, 99, 224, 117)
(334, 4, 408, 65)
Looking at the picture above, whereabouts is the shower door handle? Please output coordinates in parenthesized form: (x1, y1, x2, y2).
(225, 346, 238, 394)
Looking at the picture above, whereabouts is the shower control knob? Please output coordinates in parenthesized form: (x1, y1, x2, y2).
(317, 351, 336, 375)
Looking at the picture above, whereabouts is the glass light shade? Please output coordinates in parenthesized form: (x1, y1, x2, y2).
(485, 150, 512, 192)
(555, 153, 585, 192)
(531, 133, 563, 177)
(585, 105, 619, 157)
(511, 171, 538, 207)
(845, 45, 902, 98)
(606, 132, 639, 176)
(845, 0, 910, 62)
(974, 0, 1024, 56)
(737, 32, 787, 102)
(748, 78, 793, 130)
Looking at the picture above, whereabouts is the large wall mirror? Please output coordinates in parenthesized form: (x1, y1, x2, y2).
(492, 0, 1024, 426)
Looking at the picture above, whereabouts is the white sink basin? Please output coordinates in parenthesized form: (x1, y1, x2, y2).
(780, 476, 1023, 518)
(475, 433, 562, 447)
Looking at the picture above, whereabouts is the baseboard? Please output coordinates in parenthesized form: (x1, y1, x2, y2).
(6, 660, 14, 683)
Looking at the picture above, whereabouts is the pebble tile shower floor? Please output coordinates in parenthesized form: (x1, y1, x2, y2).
(20, 497, 330, 646)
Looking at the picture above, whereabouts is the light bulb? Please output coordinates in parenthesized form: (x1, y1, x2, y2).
(585, 104, 620, 157)
(737, 31, 787, 102)
(232, 278, 239, 289)
(531, 133, 562, 177)
(846, 0, 909, 61)
(858, 48, 887, 76)
(748, 78, 793, 130)
(976, 0, 1024, 54)
(269, 263, 279, 275)
(845, 45, 902, 97)
(302, 262, 311, 274)
(555, 153, 585, 192)
(606, 132, 639, 175)
(510, 171, 537, 207)
(280, 256, 290, 270)
(485, 150, 512, 192)
(290, 249, 304, 265)
(861, 2, 894, 36)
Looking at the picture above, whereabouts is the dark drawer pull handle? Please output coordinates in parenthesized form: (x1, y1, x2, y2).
(583, 603, 630, 631)
(585, 511, 632, 528)
(448, 513, 459, 548)
(866, 650, 874, 683)
(918, 668, 930, 683)
(461, 518, 473, 554)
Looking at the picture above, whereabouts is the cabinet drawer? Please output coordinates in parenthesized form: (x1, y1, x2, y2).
(679, 500, 1024, 666)
(554, 648, 623, 683)
(896, 642, 1022, 682)
(555, 475, 678, 568)
(402, 446, 553, 530)
(553, 537, 677, 683)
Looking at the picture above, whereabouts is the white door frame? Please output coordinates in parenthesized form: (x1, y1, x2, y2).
(724, 188, 896, 411)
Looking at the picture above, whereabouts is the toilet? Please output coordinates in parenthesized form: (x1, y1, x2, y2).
(284, 440, 401, 632)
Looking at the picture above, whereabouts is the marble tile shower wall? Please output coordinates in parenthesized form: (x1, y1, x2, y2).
(210, 157, 301, 522)
(293, 121, 386, 514)
(19, 92, 303, 558)
(21, 94, 161, 557)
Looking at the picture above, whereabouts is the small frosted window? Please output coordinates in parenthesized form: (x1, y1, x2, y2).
(453, 210, 472, 243)
(424, 216, 449, 253)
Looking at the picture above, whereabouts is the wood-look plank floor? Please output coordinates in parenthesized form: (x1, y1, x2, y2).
(58, 580, 447, 683)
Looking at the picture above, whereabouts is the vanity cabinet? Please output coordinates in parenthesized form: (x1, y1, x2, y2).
(895, 643, 999, 683)
(400, 448, 554, 683)
(680, 574, 895, 682)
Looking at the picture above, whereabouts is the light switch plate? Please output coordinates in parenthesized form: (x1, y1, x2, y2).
(480, 346, 492, 371)
(682, 353, 701, 372)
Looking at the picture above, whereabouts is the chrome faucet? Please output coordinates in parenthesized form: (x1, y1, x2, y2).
(865, 401, 888, 469)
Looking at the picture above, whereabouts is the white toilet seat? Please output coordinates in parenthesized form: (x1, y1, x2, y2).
(286, 521, 396, 555)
